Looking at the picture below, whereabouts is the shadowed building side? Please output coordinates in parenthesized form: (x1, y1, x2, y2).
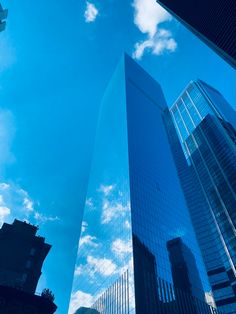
(156, 0, 236, 68)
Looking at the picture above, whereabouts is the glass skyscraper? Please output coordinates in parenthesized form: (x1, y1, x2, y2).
(68, 56, 220, 314)
(169, 80, 236, 313)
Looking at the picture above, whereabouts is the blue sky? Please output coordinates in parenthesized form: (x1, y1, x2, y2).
(0, 0, 235, 313)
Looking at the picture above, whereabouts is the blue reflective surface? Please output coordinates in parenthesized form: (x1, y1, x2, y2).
(69, 56, 134, 314)
(125, 56, 210, 304)
(170, 81, 236, 313)
(69, 56, 212, 314)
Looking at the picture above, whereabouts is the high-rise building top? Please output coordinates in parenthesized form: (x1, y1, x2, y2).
(0, 219, 51, 294)
(156, 0, 236, 68)
(0, 3, 7, 32)
(69, 55, 219, 314)
(169, 81, 236, 313)
(170, 80, 236, 159)
(171, 80, 236, 131)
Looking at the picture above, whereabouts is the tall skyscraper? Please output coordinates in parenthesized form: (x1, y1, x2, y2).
(168, 80, 236, 313)
(69, 55, 220, 314)
(0, 3, 7, 32)
(156, 0, 236, 68)
(0, 219, 51, 293)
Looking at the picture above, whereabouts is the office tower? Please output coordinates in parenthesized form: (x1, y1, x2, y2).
(0, 219, 51, 293)
(156, 0, 236, 68)
(69, 55, 219, 314)
(0, 3, 7, 32)
(168, 80, 236, 313)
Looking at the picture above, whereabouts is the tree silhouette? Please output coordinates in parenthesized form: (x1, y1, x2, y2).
(41, 288, 55, 302)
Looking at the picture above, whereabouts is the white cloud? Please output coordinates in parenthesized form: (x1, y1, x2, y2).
(87, 255, 117, 276)
(0, 183, 34, 224)
(85, 197, 94, 208)
(81, 220, 88, 233)
(74, 264, 84, 277)
(111, 238, 132, 258)
(0, 182, 60, 226)
(17, 188, 34, 213)
(34, 211, 60, 223)
(23, 196, 34, 212)
(124, 220, 131, 229)
(98, 184, 115, 196)
(98, 183, 130, 224)
(0, 206, 10, 226)
(132, 0, 177, 59)
(133, 0, 171, 37)
(79, 235, 98, 248)
(74, 255, 117, 279)
(69, 290, 94, 314)
(0, 183, 10, 190)
(101, 199, 130, 224)
(0, 190, 11, 226)
(133, 29, 177, 59)
(84, 2, 98, 23)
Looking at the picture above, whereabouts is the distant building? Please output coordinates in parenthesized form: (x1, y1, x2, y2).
(167, 237, 205, 301)
(0, 219, 57, 313)
(0, 219, 51, 293)
(133, 235, 159, 314)
(156, 0, 236, 68)
(0, 3, 7, 32)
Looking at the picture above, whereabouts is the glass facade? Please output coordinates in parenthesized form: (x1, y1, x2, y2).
(68, 56, 220, 314)
(156, 0, 236, 68)
(169, 81, 236, 313)
(69, 55, 134, 314)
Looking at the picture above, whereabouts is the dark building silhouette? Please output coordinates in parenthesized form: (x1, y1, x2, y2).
(0, 3, 7, 32)
(0, 219, 51, 293)
(167, 237, 205, 301)
(0, 285, 57, 314)
(156, 0, 236, 68)
(0, 219, 57, 313)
